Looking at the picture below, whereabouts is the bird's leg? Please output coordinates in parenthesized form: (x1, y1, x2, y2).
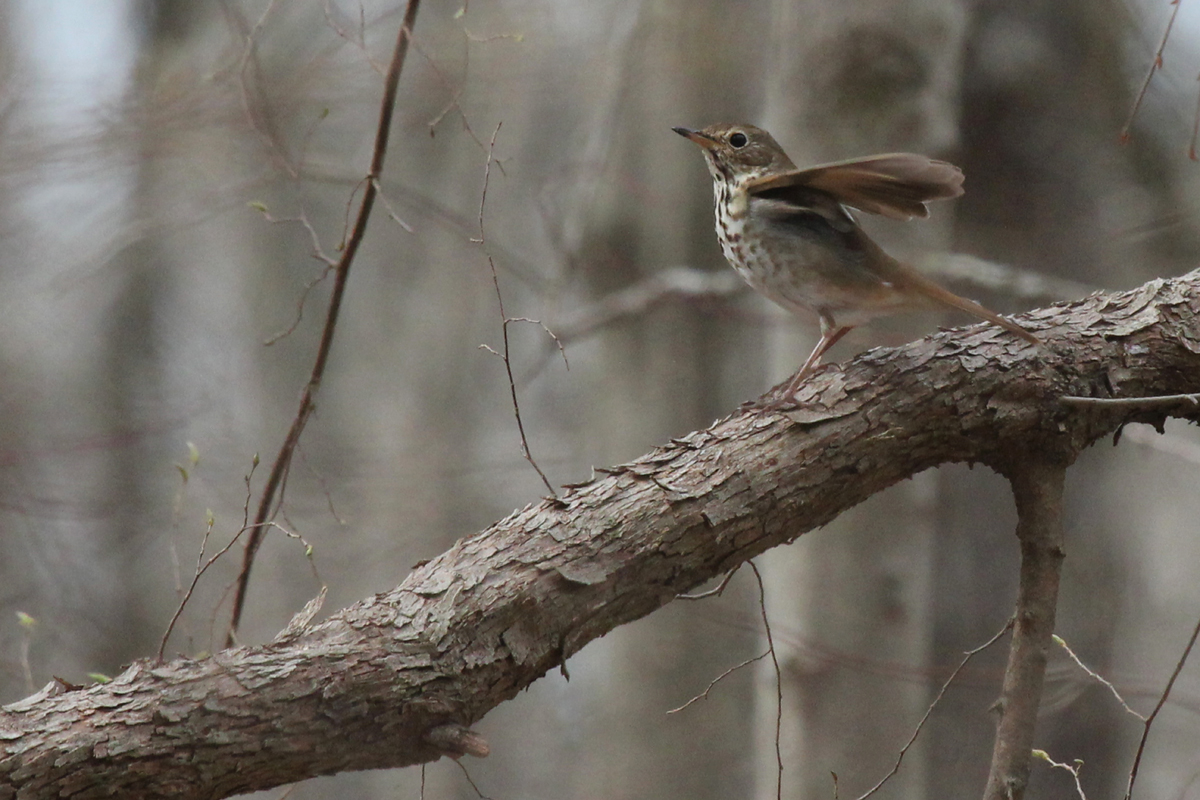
(766, 317, 853, 409)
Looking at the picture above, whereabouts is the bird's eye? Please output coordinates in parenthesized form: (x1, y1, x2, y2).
(729, 132, 748, 148)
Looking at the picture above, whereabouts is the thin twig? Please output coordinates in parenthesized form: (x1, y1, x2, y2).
(677, 566, 740, 600)
(748, 560, 784, 800)
(296, 442, 348, 526)
(1121, 0, 1183, 144)
(474, 121, 557, 495)
(452, 758, 494, 800)
(167, 442, 200, 652)
(1060, 393, 1200, 410)
(161, 511, 240, 662)
(1033, 750, 1089, 800)
(372, 179, 415, 233)
(251, 206, 339, 346)
(857, 619, 1014, 800)
(1054, 634, 1145, 720)
(666, 651, 771, 714)
(219, 0, 295, 177)
(1125, 614, 1200, 800)
(227, 0, 421, 646)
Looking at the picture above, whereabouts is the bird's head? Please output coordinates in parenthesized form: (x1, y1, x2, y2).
(673, 123, 797, 183)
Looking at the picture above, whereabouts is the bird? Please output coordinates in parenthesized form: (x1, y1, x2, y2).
(673, 123, 1039, 405)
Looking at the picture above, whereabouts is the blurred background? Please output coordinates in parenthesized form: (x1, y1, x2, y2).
(2, 1, 1200, 798)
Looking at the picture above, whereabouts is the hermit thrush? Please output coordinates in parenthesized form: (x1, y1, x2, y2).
(674, 123, 1038, 404)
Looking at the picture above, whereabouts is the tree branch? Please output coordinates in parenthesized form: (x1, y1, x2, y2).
(983, 458, 1067, 800)
(4, 271, 1200, 798)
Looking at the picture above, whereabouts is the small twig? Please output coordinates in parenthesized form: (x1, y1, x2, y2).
(667, 651, 770, 715)
(372, 179, 415, 233)
(451, 758, 494, 800)
(167, 442, 201, 651)
(1033, 750, 1088, 800)
(249, 206, 339, 346)
(409, 30, 503, 159)
(1125, 613, 1200, 800)
(221, 0, 295, 177)
(160, 510, 241, 662)
(857, 619, 1014, 800)
(1060, 393, 1200, 410)
(296, 442, 348, 526)
(1121, 0, 1183, 144)
(1053, 634, 1145, 720)
(322, 0, 384, 75)
(474, 121, 557, 495)
(227, 0, 421, 646)
(748, 560, 784, 800)
(677, 566, 740, 600)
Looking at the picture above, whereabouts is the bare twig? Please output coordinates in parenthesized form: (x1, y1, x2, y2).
(372, 179, 415, 233)
(452, 758, 494, 800)
(749, 560, 784, 800)
(162, 438, 319, 661)
(1060, 393, 1200, 410)
(677, 566, 740, 600)
(667, 651, 770, 715)
(409, 30, 503, 156)
(983, 459, 1067, 800)
(161, 511, 242, 662)
(167, 442, 201, 651)
(296, 442, 348, 526)
(1121, 0, 1182, 144)
(474, 122, 557, 495)
(227, 0, 422, 646)
(219, 0, 295, 176)
(1033, 750, 1088, 800)
(322, 0, 384, 75)
(857, 619, 1014, 800)
(1054, 634, 1145, 720)
(1125, 614, 1200, 800)
(249, 206, 340, 346)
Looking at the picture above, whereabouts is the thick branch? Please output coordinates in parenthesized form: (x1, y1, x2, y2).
(3, 271, 1200, 798)
(983, 459, 1067, 800)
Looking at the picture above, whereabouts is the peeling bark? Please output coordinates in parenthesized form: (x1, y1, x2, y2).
(3, 271, 1200, 799)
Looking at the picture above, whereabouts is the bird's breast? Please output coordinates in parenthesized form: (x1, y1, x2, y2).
(711, 189, 915, 323)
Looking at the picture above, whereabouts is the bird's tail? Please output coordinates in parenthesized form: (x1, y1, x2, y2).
(912, 276, 1041, 345)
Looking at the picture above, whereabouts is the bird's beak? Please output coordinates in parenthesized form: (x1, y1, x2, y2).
(673, 126, 718, 150)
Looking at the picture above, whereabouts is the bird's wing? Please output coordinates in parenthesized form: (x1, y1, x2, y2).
(746, 153, 964, 221)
